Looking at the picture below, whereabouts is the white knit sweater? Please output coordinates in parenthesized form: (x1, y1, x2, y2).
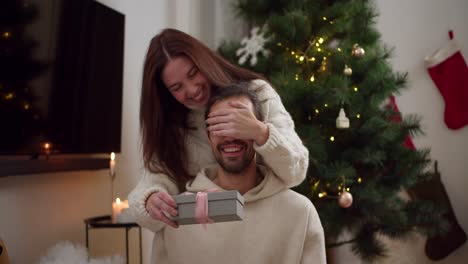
(153, 165, 326, 264)
(129, 79, 309, 232)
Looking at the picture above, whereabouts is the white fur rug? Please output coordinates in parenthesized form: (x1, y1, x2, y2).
(39, 241, 124, 264)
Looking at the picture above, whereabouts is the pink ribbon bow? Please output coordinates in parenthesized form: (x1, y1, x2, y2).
(194, 192, 215, 229)
(182, 189, 219, 229)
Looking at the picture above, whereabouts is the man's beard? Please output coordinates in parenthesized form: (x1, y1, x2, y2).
(215, 140, 254, 174)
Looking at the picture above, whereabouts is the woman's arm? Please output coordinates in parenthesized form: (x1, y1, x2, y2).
(252, 79, 309, 188)
(128, 170, 179, 232)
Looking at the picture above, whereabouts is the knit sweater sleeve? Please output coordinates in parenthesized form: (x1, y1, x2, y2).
(128, 169, 179, 232)
(301, 203, 327, 263)
(252, 79, 309, 188)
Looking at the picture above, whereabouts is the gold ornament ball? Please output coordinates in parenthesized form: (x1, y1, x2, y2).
(352, 44, 365, 57)
(343, 65, 352, 76)
(338, 191, 353, 208)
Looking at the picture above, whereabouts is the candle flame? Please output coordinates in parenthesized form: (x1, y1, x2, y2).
(110, 152, 116, 161)
(44, 142, 51, 150)
(116, 197, 121, 204)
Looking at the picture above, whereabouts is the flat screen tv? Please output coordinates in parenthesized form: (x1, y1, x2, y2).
(0, 0, 124, 156)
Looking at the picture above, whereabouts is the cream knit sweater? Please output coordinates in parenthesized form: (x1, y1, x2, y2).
(129, 79, 309, 232)
(153, 165, 326, 264)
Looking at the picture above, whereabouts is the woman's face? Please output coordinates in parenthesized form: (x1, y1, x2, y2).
(162, 56, 211, 110)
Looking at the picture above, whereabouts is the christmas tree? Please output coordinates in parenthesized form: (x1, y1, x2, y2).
(0, 0, 45, 152)
(219, 0, 446, 261)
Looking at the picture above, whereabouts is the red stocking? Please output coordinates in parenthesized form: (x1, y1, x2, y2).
(386, 96, 416, 150)
(425, 31, 468, 130)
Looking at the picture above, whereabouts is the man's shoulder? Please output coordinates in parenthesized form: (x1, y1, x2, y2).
(275, 188, 315, 210)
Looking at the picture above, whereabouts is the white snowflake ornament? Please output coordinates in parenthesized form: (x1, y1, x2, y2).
(236, 26, 271, 66)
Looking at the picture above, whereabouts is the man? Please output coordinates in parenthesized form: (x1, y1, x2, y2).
(153, 83, 326, 264)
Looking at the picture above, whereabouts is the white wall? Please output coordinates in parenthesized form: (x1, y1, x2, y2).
(331, 0, 468, 263)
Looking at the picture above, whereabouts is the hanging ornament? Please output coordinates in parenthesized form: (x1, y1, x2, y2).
(336, 108, 350, 129)
(343, 65, 352, 76)
(236, 25, 271, 66)
(352, 43, 365, 58)
(327, 38, 340, 49)
(338, 191, 353, 208)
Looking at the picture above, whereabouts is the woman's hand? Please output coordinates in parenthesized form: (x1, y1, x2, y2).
(206, 101, 269, 145)
(146, 191, 179, 228)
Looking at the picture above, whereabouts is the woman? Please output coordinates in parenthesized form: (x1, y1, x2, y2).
(129, 28, 309, 230)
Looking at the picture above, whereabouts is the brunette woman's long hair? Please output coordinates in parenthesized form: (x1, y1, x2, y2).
(140, 28, 264, 191)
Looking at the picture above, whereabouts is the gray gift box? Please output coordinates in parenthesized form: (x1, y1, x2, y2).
(171, 190, 244, 225)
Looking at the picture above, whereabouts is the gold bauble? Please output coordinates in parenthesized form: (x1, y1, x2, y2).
(352, 43, 365, 58)
(343, 65, 352, 76)
(338, 191, 353, 208)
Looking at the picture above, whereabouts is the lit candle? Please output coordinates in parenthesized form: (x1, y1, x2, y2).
(112, 197, 129, 222)
(110, 152, 116, 177)
(43, 142, 52, 155)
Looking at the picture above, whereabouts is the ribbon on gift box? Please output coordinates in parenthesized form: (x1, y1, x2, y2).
(182, 189, 220, 229)
(195, 192, 214, 227)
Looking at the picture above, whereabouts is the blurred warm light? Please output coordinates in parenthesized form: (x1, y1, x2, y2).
(318, 192, 327, 198)
(5, 93, 14, 100)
